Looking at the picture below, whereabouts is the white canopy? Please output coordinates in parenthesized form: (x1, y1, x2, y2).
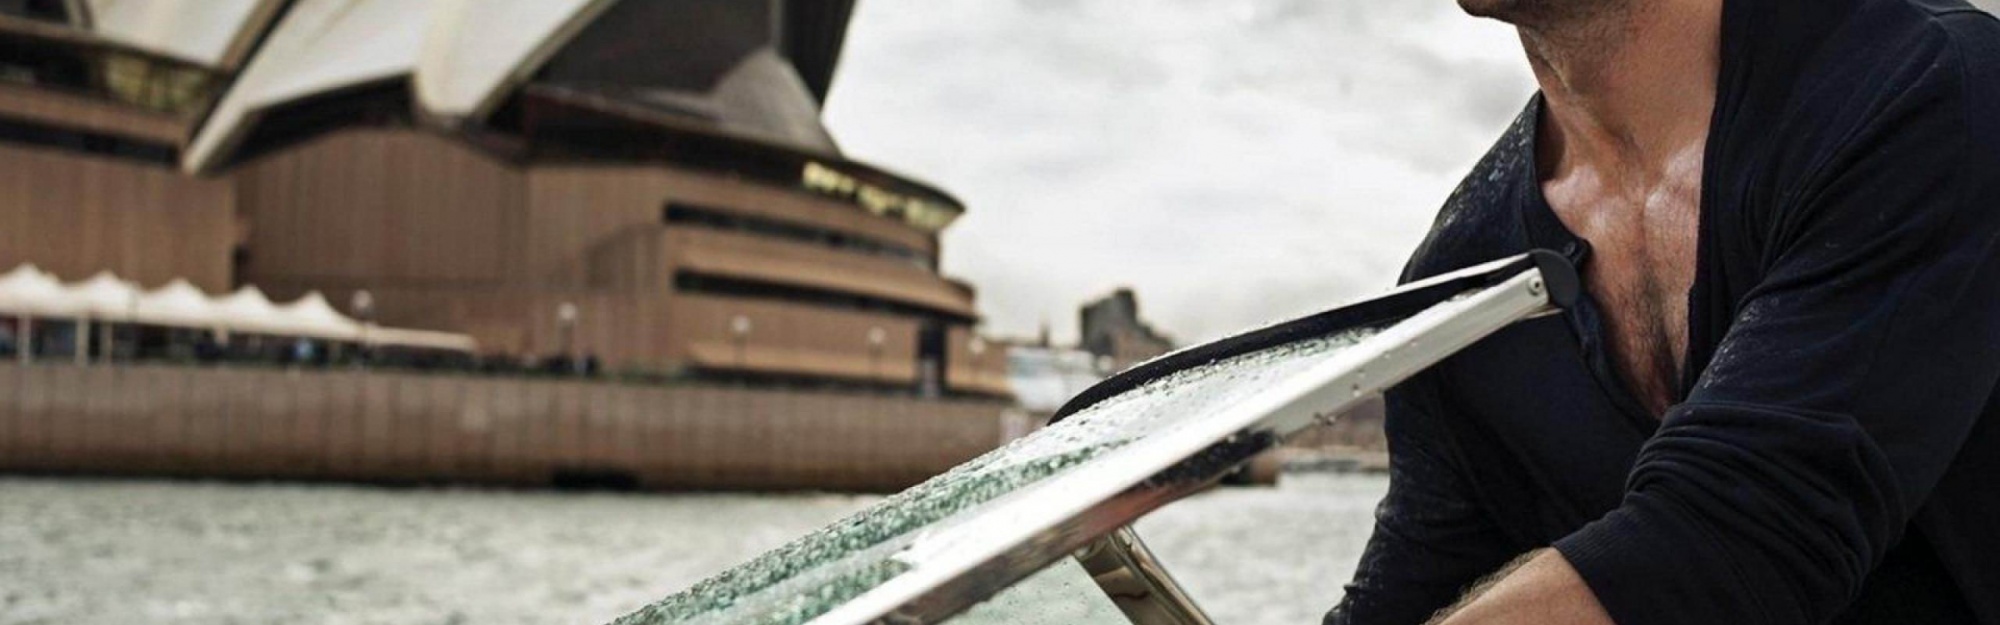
(65, 271, 142, 319)
(212, 286, 291, 337)
(134, 279, 219, 329)
(0, 264, 476, 353)
(365, 326, 479, 353)
(272, 291, 363, 341)
(0, 265, 80, 317)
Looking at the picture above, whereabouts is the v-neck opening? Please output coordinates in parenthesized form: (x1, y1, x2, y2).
(1678, 0, 1748, 402)
(1512, 104, 1658, 432)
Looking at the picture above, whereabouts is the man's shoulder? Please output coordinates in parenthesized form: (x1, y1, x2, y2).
(1716, 0, 2000, 214)
(1882, 0, 2000, 88)
(1921, 1, 2000, 117)
(1813, 0, 1997, 117)
(1898, 0, 1999, 29)
(1832, 0, 1995, 60)
(1399, 102, 1538, 285)
(1750, 0, 1982, 128)
(1850, 0, 2000, 166)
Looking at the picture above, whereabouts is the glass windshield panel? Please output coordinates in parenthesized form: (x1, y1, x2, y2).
(608, 327, 1382, 625)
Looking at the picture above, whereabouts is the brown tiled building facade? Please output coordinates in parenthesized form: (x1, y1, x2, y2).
(0, 0, 1008, 397)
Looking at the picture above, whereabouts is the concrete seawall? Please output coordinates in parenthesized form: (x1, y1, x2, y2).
(0, 363, 1017, 492)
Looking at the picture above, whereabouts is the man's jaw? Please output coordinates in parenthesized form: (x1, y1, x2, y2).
(1456, 0, 1524, 21)
(1456, 0, 1632, 32)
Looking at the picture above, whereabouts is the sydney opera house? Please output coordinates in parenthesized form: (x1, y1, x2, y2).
(0, 0, 1008, 397)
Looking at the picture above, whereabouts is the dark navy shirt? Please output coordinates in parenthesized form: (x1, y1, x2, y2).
(1326, 1, 2000, 624)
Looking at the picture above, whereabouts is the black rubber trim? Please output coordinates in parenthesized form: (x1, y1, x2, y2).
(1049, 250, 1577, 424)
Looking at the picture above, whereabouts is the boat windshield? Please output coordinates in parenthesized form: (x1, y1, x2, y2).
(606, 329, 1380, 625)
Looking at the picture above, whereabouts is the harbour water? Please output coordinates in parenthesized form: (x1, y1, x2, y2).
(0, 471, 1384, 625)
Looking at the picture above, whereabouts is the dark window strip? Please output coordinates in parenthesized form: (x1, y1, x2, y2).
(663, 202, 932, 269)
(0, 112, 175, 164)
(674, 271, 970, 322)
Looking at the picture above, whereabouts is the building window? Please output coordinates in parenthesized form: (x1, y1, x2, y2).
(0, 0, 71, 24)
(674, 272, 968, 322)
(662, 202, 932, 269)
(0, 114, 176, 163)
(102, 53, 217, 115)
(0, 39, 218, 116)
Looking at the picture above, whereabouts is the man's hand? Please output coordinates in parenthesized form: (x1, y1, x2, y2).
(1427, 550, 1614, 625)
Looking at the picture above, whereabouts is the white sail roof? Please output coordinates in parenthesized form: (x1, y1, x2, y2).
(184, 0, 434, 172)
(415, 0, 609, 124)
(184, 0, 610, 171)
(81, 0, 272, 67)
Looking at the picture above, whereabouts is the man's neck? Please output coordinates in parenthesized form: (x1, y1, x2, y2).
(1522, 0, 1723, 179)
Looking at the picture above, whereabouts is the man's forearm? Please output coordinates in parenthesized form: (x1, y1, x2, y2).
(1427, 549, 1615, 625)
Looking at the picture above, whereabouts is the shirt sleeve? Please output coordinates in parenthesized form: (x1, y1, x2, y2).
(1554, 39, 2000, 625)
(1327, 377, 1518, 625)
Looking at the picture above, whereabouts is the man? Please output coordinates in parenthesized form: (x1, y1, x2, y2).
(1325, 0, 2000, 623)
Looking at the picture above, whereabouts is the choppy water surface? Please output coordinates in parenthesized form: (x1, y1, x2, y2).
(614, 328, 1379, 625)
(0, 473, 1386, 625)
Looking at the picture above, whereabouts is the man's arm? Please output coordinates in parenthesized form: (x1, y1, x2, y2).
(1429, 550, 1610, 625)
(1325, 380, 1518, 625)
(1442, 29, 2000, 625)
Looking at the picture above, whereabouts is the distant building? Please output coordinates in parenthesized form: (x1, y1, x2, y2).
(0, 0, 1007, 397)
(1005, 343, 1103, 415)
(1078, 288, 1173, 373)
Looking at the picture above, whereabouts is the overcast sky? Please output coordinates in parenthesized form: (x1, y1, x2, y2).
(825, 1, 1533, 345)
(824, 1, 1993, 345)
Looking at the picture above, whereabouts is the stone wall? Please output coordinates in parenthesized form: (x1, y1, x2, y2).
(0, 363, 1016, 492)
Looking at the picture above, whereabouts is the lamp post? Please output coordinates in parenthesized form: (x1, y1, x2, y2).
(74, 314, 88, 367)
(115, 289, 136, 363)
(969, 336, 988, 392)
(867, 326, 886, 383)
(16, 315, 29, 365)
(557, 302, 579, 373)
(730, 314, 753, 371)
(351, 290, 374, 367)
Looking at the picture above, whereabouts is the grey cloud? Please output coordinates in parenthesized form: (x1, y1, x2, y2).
(1014, 0, 1082, 13)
